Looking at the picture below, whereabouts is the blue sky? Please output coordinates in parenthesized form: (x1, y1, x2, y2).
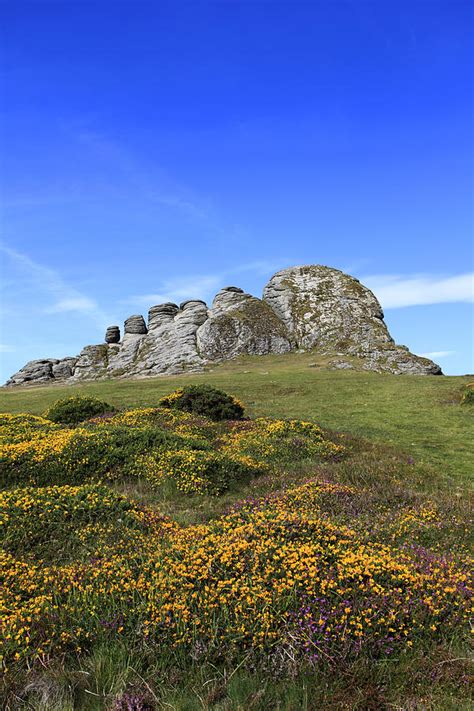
(1, 0, 473, 380)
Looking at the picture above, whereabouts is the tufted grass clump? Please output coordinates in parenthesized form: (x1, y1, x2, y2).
(159, 384, 245, 421)
(44, 395, 115, 425)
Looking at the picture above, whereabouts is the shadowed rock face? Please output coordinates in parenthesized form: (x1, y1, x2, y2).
(4, 264, 442, 386)
(197, 287, 293, 361)
(124, 315, 147, 335)
(105, 326, 120, 344)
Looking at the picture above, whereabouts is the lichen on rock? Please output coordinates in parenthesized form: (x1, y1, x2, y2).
(4, 264, 442, 385)
(196, 287, 293, 361)
(262, 265, 441, 375)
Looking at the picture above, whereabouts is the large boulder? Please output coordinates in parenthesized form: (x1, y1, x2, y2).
(262, 265, 442, 375)
(4, 359, 58, 386)
(148, 303, 179, 330)
(197, 287, 293, 361)
(263, 265, 391, 351)
(124, 315, 147, 335)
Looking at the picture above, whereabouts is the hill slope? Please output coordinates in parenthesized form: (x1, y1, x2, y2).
(1, 351, 471, 482)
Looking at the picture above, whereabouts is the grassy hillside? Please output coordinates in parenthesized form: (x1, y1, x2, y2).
(1, 357, 472, 709)
(1, 352, 472, 483)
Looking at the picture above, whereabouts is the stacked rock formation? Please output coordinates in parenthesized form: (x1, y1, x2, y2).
(124, 315, 147, 334)
(148, 303, 179, 329)
(105, 326, 120, 344)
(4, 264, 442, 386)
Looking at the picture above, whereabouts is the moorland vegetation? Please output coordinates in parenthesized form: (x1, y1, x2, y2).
(0, 363, 472, 710)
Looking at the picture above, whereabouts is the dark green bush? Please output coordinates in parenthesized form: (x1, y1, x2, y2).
(44, 396, 114, 425)
(159, 385, 245, 421)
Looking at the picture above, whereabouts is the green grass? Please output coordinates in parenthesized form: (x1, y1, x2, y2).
(1, 351, 472, 483)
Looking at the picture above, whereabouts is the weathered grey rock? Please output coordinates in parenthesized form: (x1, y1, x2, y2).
(4, 263, 442, 385)
(105, 326, 120, 344)
(263, 265, 390, 351)
(4, 359, 57, 386)
(124, 315, 147, 335)
(263, 265, 441, 375)
(115, 299, 209, 377)
(148, 303, 179, 330)
(72, 345, 110, 381)
(197, 288, 293, 361)
(179, 299, 207, 310)
(52, 357, 78, 379)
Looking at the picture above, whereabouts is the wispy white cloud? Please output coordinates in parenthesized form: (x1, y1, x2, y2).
(2, 125, 214, 222)
(0, 344, 16, 353)
(229, 259, 286, 277)
(125, 260, 288, 308)
(417, 350, 456, 359)
(127, 275, 222, 307)
(45, 296, 100, 314)
(363, 272, 474, 309)
(0, 243, 110, 327)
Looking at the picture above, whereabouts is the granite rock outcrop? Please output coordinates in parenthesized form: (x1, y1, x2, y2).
(263, 265, 442, 375)
(4, 264, 442, 386)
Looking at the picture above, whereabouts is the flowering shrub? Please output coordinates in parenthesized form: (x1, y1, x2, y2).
(461, 383, 474, 405)
(0, 398, 470, 706)
(0, 484, 145, 558)
(0, 479, 471, 674)
(159, 385, 245, 421)
(132, 448, 268, 494)
(0, 413, 59, 443)
(0, 404, 342, 492)
(0, 427, 104, 487)
(0, 422, 189, 488)
(220, 417, 344, 462)
(44, 395, 114, 425)
(90, 407, 214, 447)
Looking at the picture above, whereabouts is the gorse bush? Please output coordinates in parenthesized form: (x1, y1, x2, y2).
(44, 395, 114, 425)
(0, 414, 203, 487)
(0, 394, 472, 708)
(0, 408, 341, 489)
(132, 448, 267, 495)
(461, 383, 474, 405)
(159, 384, 245, 421)
(1, 479, 471, 675)
(221, 417, 343, 463)
(0, 483, 145, 560)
